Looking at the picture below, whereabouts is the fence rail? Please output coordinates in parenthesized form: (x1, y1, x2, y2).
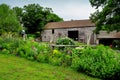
(49, 44, 87, 49)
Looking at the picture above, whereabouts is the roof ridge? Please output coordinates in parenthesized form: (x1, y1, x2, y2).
(48, 19, 91, 24)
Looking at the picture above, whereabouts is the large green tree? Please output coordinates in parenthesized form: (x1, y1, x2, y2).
(13, 4, 63, 36)
(89, 0, 120, 33)
(0, 4, 21, 34)
(13, 7, 23, 23)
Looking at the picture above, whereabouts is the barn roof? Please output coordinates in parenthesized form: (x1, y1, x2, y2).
(45, 19, 95, 29)
(97, 31, 120, 38)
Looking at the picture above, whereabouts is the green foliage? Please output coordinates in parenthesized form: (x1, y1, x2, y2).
(17, 39, 39, 60)
(49, 49, 63, 66)
(49, 48, 73, 66)
(0, 32, 23, 54)
(55, 37, 75, 50)
(56, 37, 75, 45)
(13, 6, 23, 23)
(1, 49, 10, 54)
(0, 4, 21, 34)
(72, 45, 120, 79)
(1, 32, 120, 79)
(89, 0, 120, 33)
(112, 40, 120, 49)
(36, 43, 51, 63)
(13, 4, 63, 36)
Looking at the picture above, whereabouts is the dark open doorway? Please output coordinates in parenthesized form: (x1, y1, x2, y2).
(68, 30, 78, 41)
(99, 38, 120, 46)
(99, 39, 113, 46)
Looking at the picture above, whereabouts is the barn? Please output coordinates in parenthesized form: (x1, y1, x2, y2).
(41, 19, 120, 45)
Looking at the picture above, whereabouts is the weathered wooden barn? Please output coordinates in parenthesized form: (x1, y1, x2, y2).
(41, 19, 120, 45)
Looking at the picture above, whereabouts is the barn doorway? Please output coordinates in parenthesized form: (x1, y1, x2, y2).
(99, 38, 120, 46)
(68, 30, 78, 41)
(99, 38, 113, 46)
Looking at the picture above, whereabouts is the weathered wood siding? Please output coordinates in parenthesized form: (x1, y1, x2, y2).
(41, 26, 96, 44)
(97, 31, 120, 38)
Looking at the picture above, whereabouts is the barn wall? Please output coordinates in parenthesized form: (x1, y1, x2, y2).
(41, 30, 52, 42)
(41, 26, 96, 44)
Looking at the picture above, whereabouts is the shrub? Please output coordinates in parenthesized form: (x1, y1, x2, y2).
(61, 47, 73, 66)
(56, 37, 75, 45)
(55, 37, 75, 50)
(49, 49, 63, 66)
(16, 40, 36, 60)
(71, 45, 120, 79)
(0, 32, 24, 54)
(16, 38, 41, 60)
(48, 48, 73, 66)
(36, 43, 52, 63)
(1, 49, 10, 54)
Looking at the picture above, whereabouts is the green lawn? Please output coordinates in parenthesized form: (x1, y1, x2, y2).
(0, 54, 100, 80)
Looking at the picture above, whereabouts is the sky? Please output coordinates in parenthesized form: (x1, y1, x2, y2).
(0, 0, 96, 21)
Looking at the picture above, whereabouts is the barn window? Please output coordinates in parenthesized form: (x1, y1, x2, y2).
(52, 29, 54, 34)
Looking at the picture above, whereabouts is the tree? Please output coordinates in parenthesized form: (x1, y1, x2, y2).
(13, 4, 63, 36)
(13, 7, 23, 23)
(89, 0, 120, 33)
(0, 4, 21, 35)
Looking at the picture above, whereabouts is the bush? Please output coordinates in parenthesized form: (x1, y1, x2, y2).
(56, 37, 75, 45)
(16, 39, 52, 62)
(0, 32, 23, 54)
(36, 43, 52, 63)
(71, 45, 120, 79)
(55, 37, 75, 50)
(49, 49, 63, 66)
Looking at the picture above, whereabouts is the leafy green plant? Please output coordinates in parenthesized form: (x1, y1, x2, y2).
(36, 43, 52, 63)
(71, 45, 120, 79)
(1, 49, 10, 54)
(16, 38, 38, 60)
(61, 47, 73, 66)
(49, 48, 73, 66)
(56, 37, 75, 45)
(49, 49, 63, 66)
(55, 37, 75, 50)
(0, 32, 23, 54)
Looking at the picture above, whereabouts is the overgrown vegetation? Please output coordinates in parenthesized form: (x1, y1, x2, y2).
(0, 33, 120, 79)
(72, 45, 120, 79)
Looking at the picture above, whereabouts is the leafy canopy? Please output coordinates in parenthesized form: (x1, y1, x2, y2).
(0, 4, 21, 34)
(13, 6, 23, 23)
(13, 4, 63, 36)
(89, 0, 120, 33)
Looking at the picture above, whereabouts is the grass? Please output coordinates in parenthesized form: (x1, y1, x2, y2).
(0, 54, 100, 80)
